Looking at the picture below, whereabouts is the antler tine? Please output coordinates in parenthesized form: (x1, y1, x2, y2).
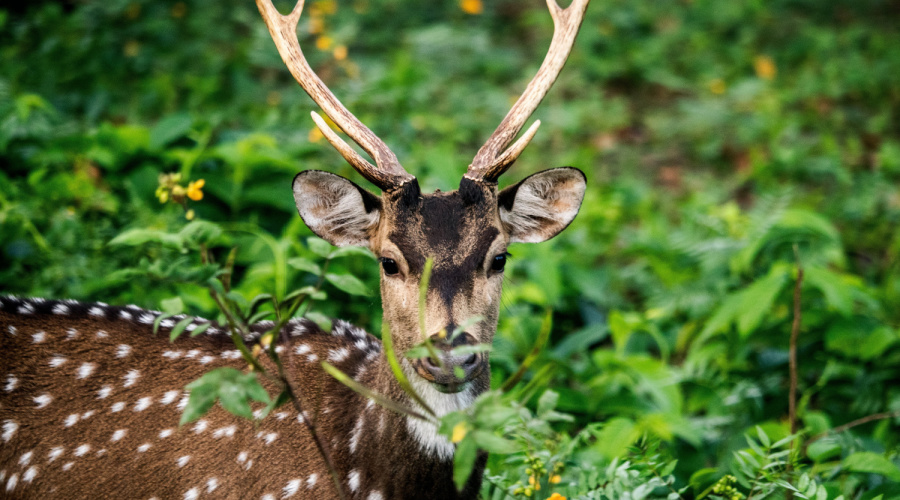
(257, 0, 414, 191)
(466, 0, 590, 183)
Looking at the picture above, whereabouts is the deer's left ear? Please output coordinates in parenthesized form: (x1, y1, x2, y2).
(497, 167, 586, 243)
(293, 170, 382, 247)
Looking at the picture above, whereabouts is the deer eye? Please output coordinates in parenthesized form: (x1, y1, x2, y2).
(379, 258, 399, 275)
(490, 253, 509, 272)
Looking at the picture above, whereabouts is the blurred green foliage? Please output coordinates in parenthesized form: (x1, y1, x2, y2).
(2, 0, 899, 497)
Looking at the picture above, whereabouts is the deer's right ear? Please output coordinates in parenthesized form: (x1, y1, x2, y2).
(292, 170, 382, 247)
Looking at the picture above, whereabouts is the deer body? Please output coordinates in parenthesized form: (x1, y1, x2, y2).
(0, 0, 589, 497)
(0, 296, 484, 499)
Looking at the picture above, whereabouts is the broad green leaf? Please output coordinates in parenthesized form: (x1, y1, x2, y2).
(287, 257, 322, 275)
(807, 439, 842, 462)
(842, 452, 900, 481)
(453, 437, 478, 491)
(537, 390, 560, 418)
(108, 229, 184, 249)
(329, 246, 376, 260)
(471, 430, 517, 454)
(169, 316, 196, 342)
(160, 297, 184, 314)
(325, 273, 370, 296)
(307, 237, 333, 258)
(179, 220, 223, 245)
(149, 112, 192, 150)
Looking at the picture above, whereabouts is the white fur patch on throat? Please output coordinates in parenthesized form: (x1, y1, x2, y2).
(404, 369, 476, 461)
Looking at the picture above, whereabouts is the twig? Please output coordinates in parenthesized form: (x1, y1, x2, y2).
(786, 245, 804, 500)
(806, 410, 900, 446)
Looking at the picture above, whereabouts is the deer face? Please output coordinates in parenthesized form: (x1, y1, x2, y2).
(294, 168, 585, 394)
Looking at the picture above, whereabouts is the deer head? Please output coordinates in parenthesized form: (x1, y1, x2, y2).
(258, 0, 588, 397)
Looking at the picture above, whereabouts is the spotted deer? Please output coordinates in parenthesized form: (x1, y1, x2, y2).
(0, 0, 588, 498)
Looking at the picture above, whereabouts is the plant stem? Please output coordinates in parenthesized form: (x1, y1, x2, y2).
(786, 245, 804, 500)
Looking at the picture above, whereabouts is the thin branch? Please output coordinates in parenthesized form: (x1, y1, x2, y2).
(806, 410, 900, 446)
(786, 245, 804, 500)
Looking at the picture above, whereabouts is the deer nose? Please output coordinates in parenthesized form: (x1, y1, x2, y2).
(412, 331, 486, 392)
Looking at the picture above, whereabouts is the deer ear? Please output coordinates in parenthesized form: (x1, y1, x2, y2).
(497, 167, 586, 243)
(293, 170, 382, 247)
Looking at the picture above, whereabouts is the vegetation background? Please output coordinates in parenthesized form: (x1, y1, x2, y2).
(1, 0, 899, 498)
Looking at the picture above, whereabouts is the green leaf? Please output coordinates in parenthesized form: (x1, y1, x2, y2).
(179, 384, 217, 425)
(189, 322, 212, 338)
(169, 316, 196, 342)
(325, 273, 371, 296)
(537, 390, 560, 418)
(152, 313, 175, 336)
(307, 237, 333, 258)
(471, 430, 517, 454)
(108, 228, 184, 250)
(807, 439, 842, 462)
(329, 246, 376, 260)
(178, 220, 223, 246)
(287, 257, 322, 275)
(160, 297, 184, 314)
(842, 452, 900, 481)
(453, 437, 478, 491)
(150, 112, 192, 150)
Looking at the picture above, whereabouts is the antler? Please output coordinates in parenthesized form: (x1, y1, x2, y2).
(466, 0, 590, 183)
(257, 0, 414, 191)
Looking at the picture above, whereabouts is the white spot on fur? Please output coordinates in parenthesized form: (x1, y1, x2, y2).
(294, 344, 311, 355)
(111, 430, 127, 442)
(275, 411, 288, 420)
(261, 495, 275, 500)
(192, 420, 208, 434)
(64, 414, 79, 427)
(52, 303, 69, 315)
(177, 456, 191, 468)
(262, 432, 277, 445)
(162, 350, 182, 359)
(32, 331, 46, 343)
(237, 451, 248, 464)
(96, 330, 108, 338)
(34, 394, 52, 408)
(137, 443, 151, 453)
(97, 386, 113, 399)
(138, 313, 155, 324)
(62, 462, 74, 471)
(48, 356, 67, 368)
(120, 310, 132, 321)
(159, 429, 174, 439)
(18, 303, 34, 314)
(349, 416, 364, 453)
(206, 477, 219, 493)
(111, 402, 126, 412)
(367, 492, 384, 500)
(134, 397, 152, 411)
(88, 306, 105, 316)
(221, 350, 241, 360)
(74, 444, 91, 457)
(116, 344, 132, 358)
(160, 390, 179, 405)
(123, 369, 140, 387)
(306, 473, 317, 488)
(76, 362, 97, 379)
(200, 355, 215, 365)
(22, 466, 37, 484)
(185, 349, 200, 359)
(306, 354, 318, 363)
(184, 487, 199, 500)
(178, 394, 190, 410)
(66, 328, 78, 339)
(328, 347, 349, 362)
(3, 375, 17, 392)
(160, 319, 175, 329)
(283, 479, 302, 498)
(48, 447, 64, 462)
(213, 426, 236, 439)
(6, 473, 17, 492)
(18, 451, 32, 466)
(81, 410, 95, 420)
(348, 470, 360, 492)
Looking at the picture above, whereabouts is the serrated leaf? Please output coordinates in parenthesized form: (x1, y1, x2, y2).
(325, 273, 371, 296)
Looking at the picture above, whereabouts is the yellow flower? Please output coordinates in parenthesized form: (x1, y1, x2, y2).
(316, 36, 333, 51)
(461, 0, 483, 15)
(709, 78, 726, 95)
(528, 475, 541, 490)
(548, 494, 567, 500)
(754, 55, 776, 80)
(550, 474, 562, 484)
(187, 179, 205, 201)
(451, 422, 468, 443)
(185, 209, 195, 221)
(333, 45, 348, 61)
